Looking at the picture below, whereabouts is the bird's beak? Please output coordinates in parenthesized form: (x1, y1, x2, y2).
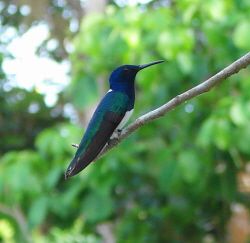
(139, 60, 164, 70)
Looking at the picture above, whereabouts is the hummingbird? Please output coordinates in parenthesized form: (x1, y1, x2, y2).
(65, 60, 164, 179)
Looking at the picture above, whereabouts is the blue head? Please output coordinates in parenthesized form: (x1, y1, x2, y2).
(109, 60, 164, 97)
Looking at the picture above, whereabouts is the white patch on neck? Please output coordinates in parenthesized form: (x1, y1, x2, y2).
(110, 109, 134, 140)
(107, 89, 113, 93)
(117, 109, 134, 130)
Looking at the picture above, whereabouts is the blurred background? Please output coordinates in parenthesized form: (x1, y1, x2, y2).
(0, 0, 250, 242)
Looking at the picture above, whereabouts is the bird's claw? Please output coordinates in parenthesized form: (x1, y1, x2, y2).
(108, 129, 122, 145)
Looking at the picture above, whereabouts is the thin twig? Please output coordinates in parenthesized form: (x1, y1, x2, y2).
(94, 52, 250, 160)
(72, 143, 79, 148)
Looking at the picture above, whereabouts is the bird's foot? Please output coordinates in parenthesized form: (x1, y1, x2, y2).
(110, 129, 122, 139)
(108, 129, 122, 145)
(117, 129, 122, 136)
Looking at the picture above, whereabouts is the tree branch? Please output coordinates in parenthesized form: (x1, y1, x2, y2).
(92, 52, 250, 160)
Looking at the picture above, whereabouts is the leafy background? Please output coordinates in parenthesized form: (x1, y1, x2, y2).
(0, 0, 250, 242)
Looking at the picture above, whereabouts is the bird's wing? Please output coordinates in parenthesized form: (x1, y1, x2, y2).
(65, 91, 129, 177)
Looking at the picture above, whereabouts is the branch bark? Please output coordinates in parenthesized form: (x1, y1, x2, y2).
(92, 52, 250, 160)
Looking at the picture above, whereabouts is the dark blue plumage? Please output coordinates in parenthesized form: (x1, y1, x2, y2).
(65, 60, 164, 179)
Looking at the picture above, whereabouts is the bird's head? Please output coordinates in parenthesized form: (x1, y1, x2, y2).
(109, 60, 164, 93)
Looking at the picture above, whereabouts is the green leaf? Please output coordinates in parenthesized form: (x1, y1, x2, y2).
(177, 52, 193, 74)
(230, 101, 248, 126)
(158, 160, 180, 194)
(197, 118, 215, 147)
(71, 75, 98, 109)
(82, 192, 114, 222)
(233, 21, 250, 49)
(178, 151, 201, 184)
(235, 124, 250, 155)
(214, 119, 232, 150)
(28, 197, 49, 227)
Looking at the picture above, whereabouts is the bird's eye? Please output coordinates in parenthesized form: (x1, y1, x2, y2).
(124, 68, 129, 71)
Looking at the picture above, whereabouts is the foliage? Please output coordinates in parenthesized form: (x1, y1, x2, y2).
(0, 88, 66, 154)
(0, 0, 83, 60)
(1, 0, 250, 242)
(68, 1, 250, 242)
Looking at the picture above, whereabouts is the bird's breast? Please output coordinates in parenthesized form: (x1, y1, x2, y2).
(117, 109, 134, 130)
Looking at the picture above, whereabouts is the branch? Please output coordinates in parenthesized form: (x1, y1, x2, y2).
(81, 52, 250, 160)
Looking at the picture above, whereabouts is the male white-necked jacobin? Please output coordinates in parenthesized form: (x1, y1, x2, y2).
(65, 60, 164, 179)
